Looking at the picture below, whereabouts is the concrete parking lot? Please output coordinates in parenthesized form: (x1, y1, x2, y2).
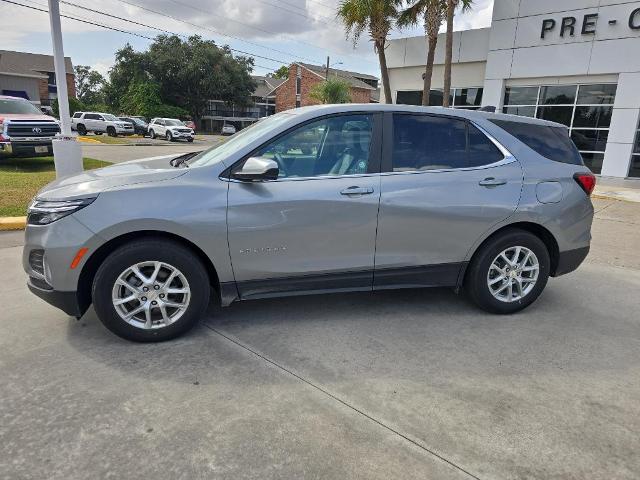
(0, 198, 639, 479)
(81, 135, 223, 163)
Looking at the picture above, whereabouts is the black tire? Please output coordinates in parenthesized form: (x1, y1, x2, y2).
(107, 127, 117, 137)
(464, 229, 550, 314)
(92, 239, 210, 342)
(149, 129, 155, 139)
(77, 124, 87, 135)
(187, 137, 194, 143)
(166, 131, 173, 142)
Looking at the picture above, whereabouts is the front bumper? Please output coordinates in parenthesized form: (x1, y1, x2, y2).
(27, 277, 83, 317)
(0, 139, 54, 157)
(170, 131, 194, 139)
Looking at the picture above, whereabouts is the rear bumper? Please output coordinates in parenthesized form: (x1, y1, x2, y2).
(553, 246, 590, 277)
(27, 277, 83, 317)
(0, 140, 53, 157)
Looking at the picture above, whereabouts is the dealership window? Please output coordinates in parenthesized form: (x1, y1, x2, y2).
(396, 88, 483, 110)
(503, 84, 617, 174)
(629, 127, 640, 178)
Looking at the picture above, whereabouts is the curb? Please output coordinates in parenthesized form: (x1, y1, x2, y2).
(0, 217, 27, 231)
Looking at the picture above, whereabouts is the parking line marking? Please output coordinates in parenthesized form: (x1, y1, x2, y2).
(203, 322, 481, 480)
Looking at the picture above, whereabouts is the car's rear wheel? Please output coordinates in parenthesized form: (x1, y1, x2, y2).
(92, 239, 210, 342)
(465, 229, 550, 314)
(77, 124, 87, 135)
(107, 127, 117, 137)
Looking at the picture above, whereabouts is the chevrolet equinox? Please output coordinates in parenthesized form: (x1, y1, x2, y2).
(24, 105, 595, 342)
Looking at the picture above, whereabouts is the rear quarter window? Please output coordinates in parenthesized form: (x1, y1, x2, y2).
(491, 119, 583, 165)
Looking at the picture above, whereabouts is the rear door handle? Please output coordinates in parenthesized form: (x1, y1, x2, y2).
(479, 177, 507, 187)
(340, 186, 374, 196)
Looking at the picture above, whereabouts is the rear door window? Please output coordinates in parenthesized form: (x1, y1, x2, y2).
(391, 114, 503, 171)
(491, 119, 583, 165)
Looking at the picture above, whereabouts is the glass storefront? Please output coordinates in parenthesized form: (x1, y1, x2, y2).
(503, 83, 617, 174)
(397, 88, 484, 109)
(630, 127, 640, 178)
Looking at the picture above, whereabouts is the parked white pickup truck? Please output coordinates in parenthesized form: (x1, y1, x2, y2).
(71, 111, 134, 137)
(0, 95, 60, 158)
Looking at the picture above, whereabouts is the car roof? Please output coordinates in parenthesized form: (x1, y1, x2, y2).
(289, 104, 568, 129)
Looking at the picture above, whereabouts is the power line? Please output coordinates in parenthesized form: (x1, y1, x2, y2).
(59, 0, 297, 65)
(162, 0, 377, 68)
(268, 0, 337, 23)
(255, 0, 333, 25)
(117, 0, 322, 64)
(1, 0, 154, 39)
(1, 0, 279, 72)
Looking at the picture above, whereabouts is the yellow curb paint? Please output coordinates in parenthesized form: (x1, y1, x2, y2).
(0, 217, 27, 231)
(77, 137, 101, 144)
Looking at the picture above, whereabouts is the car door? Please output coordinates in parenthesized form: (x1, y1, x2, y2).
(227, 113, 383, 299)
(373, 112, 523, 289)
(83, 113, 97, 131)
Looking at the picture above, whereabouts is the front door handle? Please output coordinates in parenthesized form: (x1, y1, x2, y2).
(479, 177, 507, 187)
(340, 186, 374, 196)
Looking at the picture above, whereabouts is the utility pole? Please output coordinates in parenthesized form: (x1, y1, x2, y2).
(48, 0, 82, 177)
(325, 56, 330, 80)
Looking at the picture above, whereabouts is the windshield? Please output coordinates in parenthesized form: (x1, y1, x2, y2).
(165, 119, 183, 126)
(0, 98, 43, 115)
(190, 112, 295, 168)
(103, 114, 118, 121)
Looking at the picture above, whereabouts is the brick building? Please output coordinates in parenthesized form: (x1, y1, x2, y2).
(275, 63, 379, 112)
(0, 50, 75, 110)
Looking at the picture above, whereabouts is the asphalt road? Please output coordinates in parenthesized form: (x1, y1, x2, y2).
(81, 135, 223, 163)
(0, 199, 638, 479)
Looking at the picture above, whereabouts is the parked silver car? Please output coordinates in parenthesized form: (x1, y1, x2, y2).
(23, 105, 595, 342)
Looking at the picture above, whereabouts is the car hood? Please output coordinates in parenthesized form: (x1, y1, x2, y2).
(38, 154, 188, 201)
(0, 113, 58, 122)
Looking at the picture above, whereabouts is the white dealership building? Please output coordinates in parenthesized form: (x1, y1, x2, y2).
(386, 0, 640, 178)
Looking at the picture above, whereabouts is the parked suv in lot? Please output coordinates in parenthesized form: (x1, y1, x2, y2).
(0, 95, 60, 158)
(148, 118, 194, 142)
(71, 112, 134, 137)
(23, 105, 595, 342)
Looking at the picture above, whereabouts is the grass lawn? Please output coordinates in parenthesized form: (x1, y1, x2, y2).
(0, 156, 111, 217)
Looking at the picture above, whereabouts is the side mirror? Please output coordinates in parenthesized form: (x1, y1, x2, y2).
(232, 157, 279, 182)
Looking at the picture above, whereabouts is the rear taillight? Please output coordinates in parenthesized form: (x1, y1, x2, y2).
(574, 172, 596, 196)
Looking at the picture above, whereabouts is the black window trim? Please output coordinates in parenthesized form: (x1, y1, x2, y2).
(223, 111, 384, 182)
(380, 111, 513, 175)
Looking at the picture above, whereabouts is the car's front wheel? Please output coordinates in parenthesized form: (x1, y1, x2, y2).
(92, 239, 210, 342)
(107, 127, 117, 137)
(166, 131, 173, 142)
(465, 229, 550, 314)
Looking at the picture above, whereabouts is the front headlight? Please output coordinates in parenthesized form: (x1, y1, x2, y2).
(27, 197, 96, 225)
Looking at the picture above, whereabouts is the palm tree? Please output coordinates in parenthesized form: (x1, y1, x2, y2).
(443, 0, 472, 107)
(338, 0, 398, 104)
(397, 0, 446, 106)
(309, 78, 353, 104)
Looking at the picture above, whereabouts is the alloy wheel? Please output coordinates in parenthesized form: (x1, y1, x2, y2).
(487, 246, 539, 303)
(111, 261, 191, 329)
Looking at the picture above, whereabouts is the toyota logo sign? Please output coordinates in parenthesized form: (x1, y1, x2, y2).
(32, 127, 42, 134)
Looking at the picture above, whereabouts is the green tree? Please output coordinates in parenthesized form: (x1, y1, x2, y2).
(120, 81, 188, 119)
(309, 78, 352, 104)
(51, 97, 86, 117)
(338, 0, 398, 104)
(268, 66, 290, 79)
(397, 0, 446, 106)
(73, 65, 106, 105)
(443, 0, 472, 107)
(143, 35, 257, 122)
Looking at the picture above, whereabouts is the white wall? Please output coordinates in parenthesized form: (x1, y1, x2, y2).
(485, 0, 640, 177)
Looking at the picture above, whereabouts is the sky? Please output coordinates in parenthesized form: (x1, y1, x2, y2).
(0, 0, 494, 79)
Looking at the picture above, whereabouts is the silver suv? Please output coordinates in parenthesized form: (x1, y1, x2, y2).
(23, 105, 595, 342)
